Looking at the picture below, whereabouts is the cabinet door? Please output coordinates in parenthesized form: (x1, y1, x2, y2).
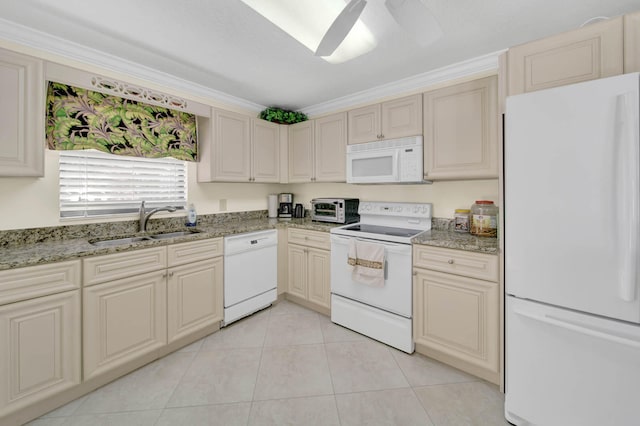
(625, 11, 640, 73)
(348, 104, 380, 144)
(507, 16, 623, 96)
(83, 271, 166, 380)
(287, 245, 308, 299)
(252, 119, 280, 182)
(0, 291, 80, 417)
(288, 121, 314, 182)
(213, 109, 251, 182)
(0, 48, 44, 177)
(414, 269, 498, 374)
(307, 248, 331, 310)
(314, 112, 346, 182)
(423, 76, 498, 180)
(167, 257, 223, 344)
(381, 94, 422, 140)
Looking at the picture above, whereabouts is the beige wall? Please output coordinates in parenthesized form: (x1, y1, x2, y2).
(0, 150, 281, 230)
(289, 180, 499, 219)
(0, 149, 498, 230)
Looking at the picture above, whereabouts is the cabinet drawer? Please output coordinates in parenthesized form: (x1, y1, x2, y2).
(83, 247, 166, 287)
(0, 260, 81, 306)
(413, 245, 498, 282)
(167, 238, 223, 267)
(287, 228, 330, 250)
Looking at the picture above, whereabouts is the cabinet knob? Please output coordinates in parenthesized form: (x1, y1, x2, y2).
(447, 259, 454, 264)
(412, 271, 417, 276)
(168, 271, 175, 277)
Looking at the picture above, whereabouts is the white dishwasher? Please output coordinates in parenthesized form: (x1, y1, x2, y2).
(223, 229, 277, 325)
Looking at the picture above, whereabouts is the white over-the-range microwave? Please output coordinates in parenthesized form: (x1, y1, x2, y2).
(346, 136, 429, 184)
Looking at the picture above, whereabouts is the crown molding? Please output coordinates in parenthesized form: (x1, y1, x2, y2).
(0, 18, 265, 113)
(302, 50, 506, 117)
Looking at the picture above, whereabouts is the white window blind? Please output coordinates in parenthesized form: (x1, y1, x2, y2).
(59, 150, 187, 218)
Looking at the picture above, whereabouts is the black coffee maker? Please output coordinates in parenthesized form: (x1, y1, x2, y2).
(278, 193, 293, 218)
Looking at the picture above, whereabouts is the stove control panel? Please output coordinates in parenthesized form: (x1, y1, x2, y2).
(358, 201, 432, 218)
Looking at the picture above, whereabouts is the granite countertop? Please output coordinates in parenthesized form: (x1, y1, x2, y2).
(412, 229, 498, 254)
(0, 215, 497, 271)
(0, 217, 340, 271)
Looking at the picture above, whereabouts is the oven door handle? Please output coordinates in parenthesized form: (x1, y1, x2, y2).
(330, 234, 411, 254)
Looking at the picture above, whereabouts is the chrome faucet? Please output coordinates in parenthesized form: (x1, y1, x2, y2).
(138, 201, 177, 232)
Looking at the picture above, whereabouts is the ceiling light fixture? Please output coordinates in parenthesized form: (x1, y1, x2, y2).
(318, 0, 443, 56)
(240, 0, 376, 64)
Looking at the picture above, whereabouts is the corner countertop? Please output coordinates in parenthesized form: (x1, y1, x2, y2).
(0, 217, 498, 271)
(412, 229, 498, 255)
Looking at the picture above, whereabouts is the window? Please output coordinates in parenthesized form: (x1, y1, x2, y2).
(59, 150, 187, 218)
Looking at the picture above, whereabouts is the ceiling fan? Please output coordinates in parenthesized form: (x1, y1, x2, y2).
(315, 0, 443, 57)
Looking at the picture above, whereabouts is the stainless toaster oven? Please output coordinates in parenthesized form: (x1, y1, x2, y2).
(311, 198, 359, 224)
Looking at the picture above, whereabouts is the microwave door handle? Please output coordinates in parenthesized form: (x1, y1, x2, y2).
(394, 151, 400, 180)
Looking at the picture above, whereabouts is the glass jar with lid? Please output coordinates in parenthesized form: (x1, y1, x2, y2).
(470, 200, 498, 237)
(454, 209, 471, 233)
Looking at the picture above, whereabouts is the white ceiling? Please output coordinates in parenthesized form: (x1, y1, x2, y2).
(0, 0, 638, 112)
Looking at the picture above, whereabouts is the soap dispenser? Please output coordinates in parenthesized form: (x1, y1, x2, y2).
(186, 203, 197, 227)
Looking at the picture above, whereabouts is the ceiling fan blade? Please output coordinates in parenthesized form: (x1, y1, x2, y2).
(315, 0, 367, 57)
(385, 0, 442, 47)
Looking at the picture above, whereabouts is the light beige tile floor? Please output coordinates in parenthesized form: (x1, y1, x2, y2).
(30, 300, 506, 426)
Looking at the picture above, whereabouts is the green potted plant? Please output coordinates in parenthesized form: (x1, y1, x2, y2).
(259, 107, 307, 124)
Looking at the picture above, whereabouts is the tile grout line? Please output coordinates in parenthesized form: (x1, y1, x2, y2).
(246, 305, 271, 425)
(388, 347, 437, 425)
(152, 341, 203, 425)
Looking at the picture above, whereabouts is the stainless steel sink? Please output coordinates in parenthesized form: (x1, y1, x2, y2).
(89, 236, 153, 247)
(89, 230, 201, 247)
(149, 230, 201, 240)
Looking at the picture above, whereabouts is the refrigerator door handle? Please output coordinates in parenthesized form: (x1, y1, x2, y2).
(514, 306, 640, 349)
(615, 92, 639, 303)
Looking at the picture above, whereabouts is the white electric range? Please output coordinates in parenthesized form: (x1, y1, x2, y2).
(329, 201, 432, 353)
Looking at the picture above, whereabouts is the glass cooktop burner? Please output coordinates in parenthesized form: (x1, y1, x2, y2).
(341, 224, 424, 238)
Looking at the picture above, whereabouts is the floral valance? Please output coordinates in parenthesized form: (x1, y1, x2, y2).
(46, 82, 197, 161)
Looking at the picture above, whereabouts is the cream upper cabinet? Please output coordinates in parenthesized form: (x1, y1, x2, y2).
(314, 112, 347, 182)
(0, 48, 44, 177)
(252, 119, 280, 182)
(625, 11, 640, 73)
(413, 245, 499, 384)
(423, 76, 498, 180)
(348, 94, 422, 144)
(0, 261, 81, 418)
(213, 108, 251, 181)
(507, 16, 623, 96)
(198, 111, 280, 183)
(288, 120, 314, 182)
(348, 104, 380, 144)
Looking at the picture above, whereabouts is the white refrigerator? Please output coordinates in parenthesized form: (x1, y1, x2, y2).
(505, 73, 640, 425)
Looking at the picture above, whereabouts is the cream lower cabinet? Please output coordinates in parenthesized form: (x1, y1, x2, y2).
(0, 261, 81, 418)
(423, 76, 498, 180)
(167, 238, 224, 343)
(83, 239, 223, 379)
(83, 270, 167, 380)
(413, 245, 499, 384)
(287, 229, 331, 311)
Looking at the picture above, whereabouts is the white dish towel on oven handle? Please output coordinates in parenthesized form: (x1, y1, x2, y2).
(348, 239, 386, 287)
